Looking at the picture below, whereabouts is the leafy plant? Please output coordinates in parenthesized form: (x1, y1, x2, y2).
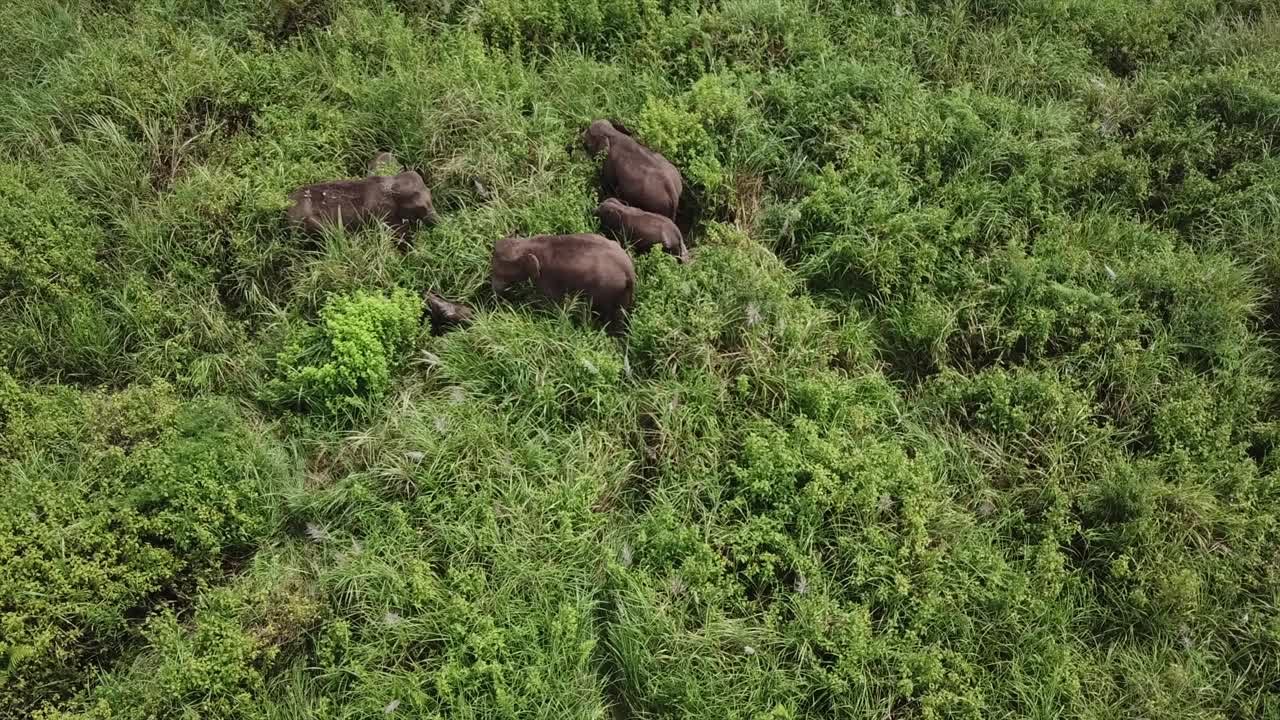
(0, 381, 285, 715)
(267, 288, 422, 418)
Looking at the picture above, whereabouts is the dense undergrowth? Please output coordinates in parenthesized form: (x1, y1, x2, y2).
(1, 0, 1278, 717)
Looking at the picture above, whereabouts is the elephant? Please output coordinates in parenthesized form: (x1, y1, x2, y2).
(286, 165, 438, 248)
(490, 233, 636, 330)
(424, 291, 475, 335)
(580, 119, 682, 220)
(594, 198, 688, 262)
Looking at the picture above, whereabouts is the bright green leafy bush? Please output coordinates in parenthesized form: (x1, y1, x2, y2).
(632, 74, 778, 221)
(268, 288, 422, 418)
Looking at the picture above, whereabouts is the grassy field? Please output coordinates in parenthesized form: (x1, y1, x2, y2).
(2, 0, 1279, 717)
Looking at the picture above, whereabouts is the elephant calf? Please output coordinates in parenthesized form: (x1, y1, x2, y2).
(581, 119, 682, 220)
(424, 291, 475, 335)
(490, 233, 636, 329)
(594, 198, 688, 262)
(286, 168, 438, 247)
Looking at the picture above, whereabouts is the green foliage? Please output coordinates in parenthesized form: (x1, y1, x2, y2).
(632, 74, 776, 219)
(2, 0, 1280, 717)
(474, 0, 698, 54)
(50, 557, 324, 720)
(636, 96, 726, 205)
(268, 288, 422, 418)
(0, 381, 286, 716)
(0, 161, 123, 382)
(617, 414, 1002, 719)
(629, 240, 834, 393)
(437, 310, 629, 425)
(0, 162, 101, 298)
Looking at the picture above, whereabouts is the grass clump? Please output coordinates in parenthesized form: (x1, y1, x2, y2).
(436, 310, 629, 425)
(0, 161, 118, 381)
(474, 0, 698, 55)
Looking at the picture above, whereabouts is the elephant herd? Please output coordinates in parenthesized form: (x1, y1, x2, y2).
(285, 119, 690, 334)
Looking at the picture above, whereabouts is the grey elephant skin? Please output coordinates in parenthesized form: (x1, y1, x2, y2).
(286, 170, 438, 247)
(581, 119, 682, 221)
(594, 198, 688, 262)
(490, 233, 636, 329)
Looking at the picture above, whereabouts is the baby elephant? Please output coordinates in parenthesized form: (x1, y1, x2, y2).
(581, 119, 682, 220)
(424, 291, 475, 335)
(286, 170, 438, 247)
(594, 198, 688, 263)
(490, 233, 636, 329)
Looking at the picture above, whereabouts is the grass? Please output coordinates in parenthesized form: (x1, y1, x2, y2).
(1, 0, 1278, 718)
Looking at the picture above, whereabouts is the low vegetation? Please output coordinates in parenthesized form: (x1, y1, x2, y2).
(1, 0, 1277, 718)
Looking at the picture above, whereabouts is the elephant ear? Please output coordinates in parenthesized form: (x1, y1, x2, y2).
(585, 129, 611, 156)
(521, 251, 541, 278)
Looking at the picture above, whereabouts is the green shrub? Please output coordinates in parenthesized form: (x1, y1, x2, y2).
(758, 56, 912, 162)
(629, 241, 827, 376)
(239, 400, 620, 719)
(635, 96, 727, 207)
(616, 417, 1004, 718)
(0, 159, 148, 384)
(49, 557, 324, 720)
(778, 158, 948, 298)
(0, 162, 101, 298)
(0, 381, 284, 715)
(631, 74, 777, 220)
(1063, 0, 1214, 77)
(267, 288, 422, 418)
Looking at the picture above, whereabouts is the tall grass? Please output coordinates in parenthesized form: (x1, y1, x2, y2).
(1, 0, 1277, 718)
